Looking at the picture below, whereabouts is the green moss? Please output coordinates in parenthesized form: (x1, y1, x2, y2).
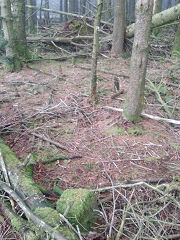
(0, 141, 20, 167)
(34, 207, 59, 227)
(0, 216, 5, 222)
(123, 109, 141, 123)
(34, 207, 78, 240)
(56, 189, 97, 231)
(105, 126, 126, 136)
(57, 226, 78, 240)
(127, 125, 145, 136)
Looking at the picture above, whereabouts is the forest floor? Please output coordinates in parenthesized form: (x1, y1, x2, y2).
(0, 53, 180, 239)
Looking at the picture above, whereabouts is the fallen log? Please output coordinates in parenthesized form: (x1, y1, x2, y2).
(26, 4, 180, 40)
(126, 4, 180, 37)
(26, 5, 113, 27)
(0, 140, 78, 239)
(0, 181, 67, 240)
(103, 106, 180, 125)
(27, 35, 94, 43)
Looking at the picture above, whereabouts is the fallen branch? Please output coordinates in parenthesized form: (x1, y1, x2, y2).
(75, 65, 129, 78)
(42, 155, 82, 164)
(26, 5, 113, 27)
(0, 180, 67, 240)
(27, 35, 94, 43)
(146, 78, 172, 118)
(31, 132, 69, 151)
(126, 4, 180, 37)
(103, 106, 180, 125)
(27, 53, 91, 62)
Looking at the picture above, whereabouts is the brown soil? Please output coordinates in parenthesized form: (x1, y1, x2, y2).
(0, 57, 179, 194)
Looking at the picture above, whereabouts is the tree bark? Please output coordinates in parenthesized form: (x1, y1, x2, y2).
(1, 0, 21, 71)
(90, 0, 103, 102)
(111, 0, 126, 57)
(13, 0, 29, 59)
(123, 0, 153, 122)
(126, 3, 180, 37)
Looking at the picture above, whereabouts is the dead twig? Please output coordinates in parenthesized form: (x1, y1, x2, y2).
(0, 180, 67, 240)
(30, 132, 69, 151)
(103, 106, 180, 125)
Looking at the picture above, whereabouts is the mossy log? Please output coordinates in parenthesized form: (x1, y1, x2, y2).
(0, 139, 49, 209)
(0, 139, 77, 240)
(126, 3, 180, 37)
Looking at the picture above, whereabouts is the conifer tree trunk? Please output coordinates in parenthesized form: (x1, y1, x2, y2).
(1, 0, 21, 71)
(44, 0, 50, 24)
(59, 0, 63, 22)
(64, 0, 68, 22)
(129, 0, 135, 23)
(111, 0, 126, 57)
(90, 0, 103, 102)
(123, 0, 153, 122)
(69, 0, 76, 13)
(27, 0, 37, 33)
(13, 0, 29, 59)
(104, 0, 112, 21)
(80, 0, 86, 15)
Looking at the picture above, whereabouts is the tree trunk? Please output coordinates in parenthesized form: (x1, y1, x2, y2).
(80, 0, 86, 15)
(126, 3, 180, 37)
(0, 140, 77, 240)
(153, 0, 162, 14)
(123, 0, 153, 122)
(1, 0, 21, 71)
(0, 7, 2, 29)
(129, 0, 136, 23)
(59, 0, 63, 22)
(103, 0, 112, 21)
(13, 0, 29, 59)
(64, 0, 68, 22)
(172, 23, 180, 58)
(44, 0, 50, 25)
(111, 0, 126, 57)
(27, 0, 37, 33)
(90, 0, 103, 102)
(69, 0, 76, 13)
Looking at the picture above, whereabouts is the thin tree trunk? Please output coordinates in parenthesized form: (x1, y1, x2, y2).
(123, 0, 153, 122)
(129, 0, 135, 23)
(27, 0, 37, 33)
(90, 0, 103, 102)
(60, 0, 63, 22)
(103, 0, 112, 21)
(0, 7, 2, 29)
(111, 0, 126, 57)
(1, 0, 21, 71)
(80, 0, 86, 15)
(44, 0, 50, 24)
(172, 23, 180, 58)
(153, 0, 162, 14)
(13, 0, 29, 59)
(64, 0, 68, 22)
